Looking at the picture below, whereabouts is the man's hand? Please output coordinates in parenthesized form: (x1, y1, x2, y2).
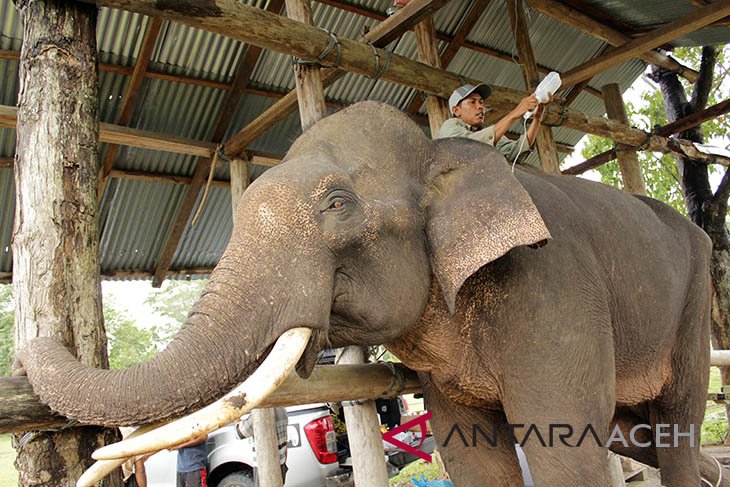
(533, 93, 553, 121)
(512, 94, 539, 118)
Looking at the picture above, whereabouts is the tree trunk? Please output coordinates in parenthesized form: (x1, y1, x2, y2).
(649, 46, 730, 441)
(12, 0, 121, 485)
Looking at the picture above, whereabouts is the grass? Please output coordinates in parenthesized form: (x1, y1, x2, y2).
(703, 367, 729, 445)
(389, 458, 446, 487)
(0, 435, 18, 487)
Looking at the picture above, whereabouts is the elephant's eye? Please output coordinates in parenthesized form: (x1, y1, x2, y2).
(326, 197, 346, 211)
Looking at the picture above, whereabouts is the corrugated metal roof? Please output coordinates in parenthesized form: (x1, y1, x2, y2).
(579, 0, 730, 47)
(0, 0, 727, 280)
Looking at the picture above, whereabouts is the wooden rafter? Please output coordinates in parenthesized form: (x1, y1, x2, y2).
(560, 0, 730, 88)
(151, 0, 286, 287)
(98, 17, 162, 199)
(222, 0, 452, 157)
(406, 0, 491, 116)
(563, 98, 730, 176)
(506, 0, 559, 173)
(526, 0, 699, 83)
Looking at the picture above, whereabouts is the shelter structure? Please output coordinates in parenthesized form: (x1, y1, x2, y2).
(1, 0, 729, 284)
(1, 0, 730, 486)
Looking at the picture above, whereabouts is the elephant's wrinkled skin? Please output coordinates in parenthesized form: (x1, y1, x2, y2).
(21, 102, 714, 486)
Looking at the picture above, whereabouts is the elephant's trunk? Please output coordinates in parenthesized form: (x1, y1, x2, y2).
(20, 253, 333, 427)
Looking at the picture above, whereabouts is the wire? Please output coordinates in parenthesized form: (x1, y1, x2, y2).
(512, 117, 529, 172)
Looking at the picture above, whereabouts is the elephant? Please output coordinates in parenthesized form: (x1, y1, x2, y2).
(19, 101, 719, 486)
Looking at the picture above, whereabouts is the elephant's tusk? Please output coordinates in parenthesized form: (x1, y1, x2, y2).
(90, 327, 312, 461)
(77, 424, 159, 487)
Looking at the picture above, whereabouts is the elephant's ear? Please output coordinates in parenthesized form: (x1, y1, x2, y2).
(423, 138, 551, 313)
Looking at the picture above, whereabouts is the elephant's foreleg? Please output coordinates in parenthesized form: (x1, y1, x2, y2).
(421, 375, 525, 486)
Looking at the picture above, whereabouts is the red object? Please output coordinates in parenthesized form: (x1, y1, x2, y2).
(304, 416, 338, 464)
(382, 412, 433, 463)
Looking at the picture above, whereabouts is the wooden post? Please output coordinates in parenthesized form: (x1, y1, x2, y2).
(285, 0, 389, 482)
(338, 347, 390, 487)
(251, 409, 284, 487)
(601, 84, 646, 195)
(506, 0, 560, 173)
(413, 17, 450, 137)
(229, 154, 250, 218)
(12, 1, 120, 485)
(286, 0, 327, 131)
(228, 153, 283, 486)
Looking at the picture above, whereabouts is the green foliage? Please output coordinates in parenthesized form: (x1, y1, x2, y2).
(145, 279, 207, 343)
(0, 285, 13, 377)
(104, 297, 160, 370)
(581, 46, 730, 213)
(0, 434, 18, 487)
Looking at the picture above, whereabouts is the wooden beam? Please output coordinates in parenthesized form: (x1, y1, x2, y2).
(222, 0, 452, 156)
(66, 0, 606, 159)
(561, 149, 615, 176)
(560, 0, 730, 88)
(2, 48, 240, 91)
(413, 17, 450, 136)
(602, 83, 646, 194)
(406, 0, 491, 116)
(314, 0, 602, 100)
(151, 0, 286, 287)
(563, 98, 730, 176)
(0, 363, 421, 433)
(526, 0, 698, 83)
(507, 0, 560, 173)
(98, 17, 163, 199)
(1, 105, 217, 157)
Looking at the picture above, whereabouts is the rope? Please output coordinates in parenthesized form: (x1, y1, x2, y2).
(700, 456, 723, 487)
(191, 145, 224, 228)
(378, 360, 406, 397)
(292, 29, 341, 68)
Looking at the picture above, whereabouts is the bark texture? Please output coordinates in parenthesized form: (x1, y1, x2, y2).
(649, 46, 730, 437)
(12, 0, 120, 485)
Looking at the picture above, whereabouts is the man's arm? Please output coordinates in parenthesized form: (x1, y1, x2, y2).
(491, 94, 538, 143)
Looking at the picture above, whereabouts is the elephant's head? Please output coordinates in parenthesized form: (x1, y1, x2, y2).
(20, 101, 549, 461)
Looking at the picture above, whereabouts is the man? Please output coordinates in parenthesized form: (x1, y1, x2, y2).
(437, 83, 549, 167)
(236, 407, 289, 486)
(173, 435, 209, 487)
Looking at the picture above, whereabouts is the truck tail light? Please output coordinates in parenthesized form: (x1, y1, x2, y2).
(303, 416, 338, 464)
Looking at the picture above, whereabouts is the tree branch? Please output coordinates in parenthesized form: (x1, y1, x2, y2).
(714, 166, 730, 203)
(691, 45, 719, 112)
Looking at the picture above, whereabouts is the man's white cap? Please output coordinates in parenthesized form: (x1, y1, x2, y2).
(448, 83, 492, 115)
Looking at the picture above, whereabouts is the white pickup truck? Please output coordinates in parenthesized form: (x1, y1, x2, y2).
(143, 403, 341, 487)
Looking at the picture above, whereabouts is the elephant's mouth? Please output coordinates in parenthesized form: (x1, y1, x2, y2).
(295, 327, 327, 378)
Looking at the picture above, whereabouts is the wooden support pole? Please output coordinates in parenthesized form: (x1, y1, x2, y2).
(250, 409, 283, 487)
(286, 0, 388, 482)
(413, 17, 450, 137)
(12, 1, 119, 485)
(229, 154, 250, 217)
(337, 347, 390, 487)
(286, 0, 328, 129)
(526, 0, 698, 83)
(0, 363, 422, 433)
(560, 0, 730, 88)
(601, 84, 646, 195)
(506, 0, 560, 173)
